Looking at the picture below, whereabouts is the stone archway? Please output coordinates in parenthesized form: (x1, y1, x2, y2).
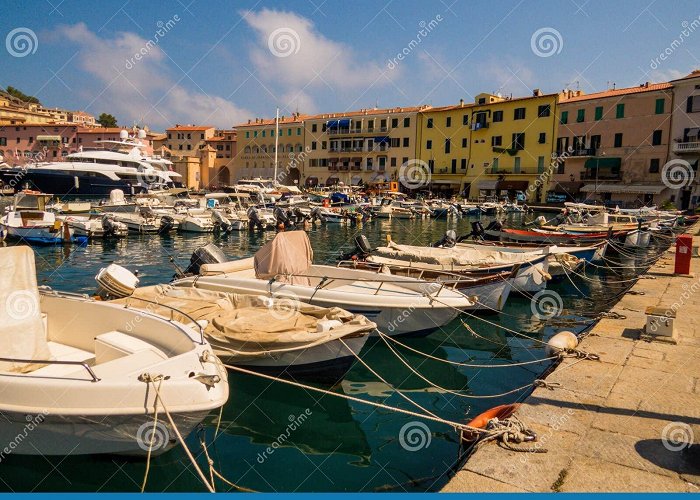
(215, 166, 231, 187)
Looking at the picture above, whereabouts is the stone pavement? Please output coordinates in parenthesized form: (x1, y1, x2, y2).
(442, 223, 700, 493)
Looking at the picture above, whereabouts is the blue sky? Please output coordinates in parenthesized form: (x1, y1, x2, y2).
(2, 0, 699, 130)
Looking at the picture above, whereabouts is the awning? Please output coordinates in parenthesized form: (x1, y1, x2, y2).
(497, 180, 529, 191)
(326, 176, 339, 186)
(327, 119, 351, 128)
(584, 157, 622, 169)
(351, 176, 362, 185)
(373, 137, 390, 144)
(305, 176, 319, 187)
(552, 181, 584, 193)
(37, 135, 61, 141)
(581, 183, 668, 194)
(478, 180, 498, 190)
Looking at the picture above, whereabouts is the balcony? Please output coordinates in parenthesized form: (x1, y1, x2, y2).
(471, 122, 489, 131)
(570, 147, 597, 157)
(673, 141, 700, 154)
(580, 171, 622, 181)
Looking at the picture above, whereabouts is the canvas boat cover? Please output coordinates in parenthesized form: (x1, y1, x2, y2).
(254, 230, 313, 285)
(115, 285, 376, 361)
(372, 241, 544, 268)
(0, 247, 51, 372)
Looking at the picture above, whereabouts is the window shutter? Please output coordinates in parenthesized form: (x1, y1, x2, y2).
(688, 97, 694, 113)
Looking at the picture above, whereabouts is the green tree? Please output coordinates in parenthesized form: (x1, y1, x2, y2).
(5, 86, 40, 104)
(97, 113, 118, 128)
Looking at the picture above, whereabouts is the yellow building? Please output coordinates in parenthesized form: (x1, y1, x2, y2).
(416, 100, 474, 196)
(464, 91, 558, 202)
(232, 113, 308, 185)
(303, 106, 427, 188)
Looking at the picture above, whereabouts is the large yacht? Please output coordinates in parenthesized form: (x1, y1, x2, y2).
(0, 130, 182, 197)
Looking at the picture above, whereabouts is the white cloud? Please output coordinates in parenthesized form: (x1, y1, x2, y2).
(54, 23, 250, 129)
(243, 9, 394, 110)
(478, 58, 537, 96)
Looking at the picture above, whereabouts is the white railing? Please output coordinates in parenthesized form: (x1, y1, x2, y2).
(673, 141, 700, 153)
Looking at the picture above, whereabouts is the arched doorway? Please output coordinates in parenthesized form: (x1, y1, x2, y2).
(287, 167, 301, 186)
(216, 166, 231, 187)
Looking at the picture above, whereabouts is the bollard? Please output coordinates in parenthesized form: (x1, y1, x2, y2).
(674, 234, 693, 275)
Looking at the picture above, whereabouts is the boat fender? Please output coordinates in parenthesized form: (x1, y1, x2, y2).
(545, 330, 578, 357)
(462, 404, 520, 443)
(316, 319, 343, 332)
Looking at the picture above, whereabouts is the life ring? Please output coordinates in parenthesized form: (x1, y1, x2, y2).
(461, 403, 519, 443)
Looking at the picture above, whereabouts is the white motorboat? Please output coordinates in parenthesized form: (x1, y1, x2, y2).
(116, 284, 375, 383)
(371, 241, 551, 293)
(173, 209, 215, 233)
(375, 198, 415, 219)
(60, 214, 129, 238)
(107, 206, 177, 233)
(0, 246, 228, 456)
(172, 232, 475, 337)
(1, 191, 78, 244)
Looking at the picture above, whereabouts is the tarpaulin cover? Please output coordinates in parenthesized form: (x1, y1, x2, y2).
(254, 231, 313, 285)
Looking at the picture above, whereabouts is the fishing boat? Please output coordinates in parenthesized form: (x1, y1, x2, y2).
(485, 227, 626, 245)
(0, 246, 228, 456)
(116, 284, 375, 383)
(370, 240, 551, 293)
(171, 232, 475, 337)
(0, 191, 82, 244)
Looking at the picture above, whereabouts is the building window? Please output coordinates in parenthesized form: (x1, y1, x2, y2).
(493, 110, 503, 122)
(451, 159, 457, 173)
(560, 111, 568, 124)
(462, 114, 468, 125)
(444, 138, 451, 153)
(28, 136, 33, 143)
(460, 158, 467, 170)
(649, 158, 660, 173)
(491, 136, 502, 147)
(391, 157, 397, 167)
(462, 138, 468, 148)
(200, 133, 204, 139)
(254, 131, 258, 138)
(538, 132, 546, 144)
(652, 130, 662, 146)
(322, 141, 327, 149)
(428, 159, 434, 172)
(591, 135, 601, 150)
(577, 109, 585, 122)
(538, 104, 551, 117)
(0, 138, 6, 146)
(426, 140, 432, 150)
(511, 132, 525, 150)
(403, 117, 410, 127)
(311, 141, 317, 150)
(594, 106, 603, 121)
(245, 131, 249, 138)
(427, 118, 433, 128)
(402, 137, 409, 147)
(514, 157, 521, 173)
(616, 103, 625, 118)
(655, 98, 665, 115)
(367, 120, 374, 131)
(311, 124, 317, 133)
(262, 130, 266, 137)
(391, 118, 398, 128)
(538, 156, 545, 173)
(614, 133, 623, 147)
(514, 108, 526, 120)
(446, 116, 452, 127)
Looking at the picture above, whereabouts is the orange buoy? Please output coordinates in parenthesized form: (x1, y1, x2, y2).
(461, 404, 519, 443)
(322, 198, 330, 208)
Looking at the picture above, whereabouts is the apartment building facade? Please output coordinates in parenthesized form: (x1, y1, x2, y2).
(668, 71, 700, 209)
(550, 83, 674, 207)
(463, 91, 558, 203)
(0, 92, 95, 127)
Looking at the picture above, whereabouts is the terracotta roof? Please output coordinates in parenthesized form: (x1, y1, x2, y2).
(206, 136, 225, 141)
(670, 70, 700, 82)
(151, 133, 167, 140)
(560, 83, 673, 103)
(234, 114, 311, 128)
(166, 125, 215, 131)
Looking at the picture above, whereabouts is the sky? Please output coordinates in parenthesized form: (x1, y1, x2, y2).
(2, 0, 699, 131)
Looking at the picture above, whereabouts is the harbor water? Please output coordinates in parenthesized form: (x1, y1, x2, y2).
(0, 210, 656, 492)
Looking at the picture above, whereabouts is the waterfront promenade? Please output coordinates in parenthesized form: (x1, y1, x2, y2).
(443, 225, 700, 492)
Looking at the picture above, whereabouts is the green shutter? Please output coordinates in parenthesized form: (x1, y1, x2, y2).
(577, 109, 585, 122)
(616, 103, 625, 119)
(560, 111, 568, 124)
(594, 106, 603, 120)
(655, 98, 665, 114)
(538, 156, 545, 173)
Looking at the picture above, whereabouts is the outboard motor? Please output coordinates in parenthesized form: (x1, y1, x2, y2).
(247, 206, 264, 230)
(212, 209, 232, 233)
(274, 206, 289, 226)
(310, 206, 327, 223)
(471, 221, 485, 238)
(159, 215, 176, 233)
(182, 243, 228, 276)
(293, 207, 309, 223)
(432, 230, 457, 248)
(102, 214, 118, 237)
(339, 234, 373, 261)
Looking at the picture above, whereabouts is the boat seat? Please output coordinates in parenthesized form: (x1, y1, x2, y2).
(28, 341, 96, 379)
(94, 331, 167, 364)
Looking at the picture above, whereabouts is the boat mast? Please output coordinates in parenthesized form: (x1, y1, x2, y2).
(274, 107, 279, 186)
